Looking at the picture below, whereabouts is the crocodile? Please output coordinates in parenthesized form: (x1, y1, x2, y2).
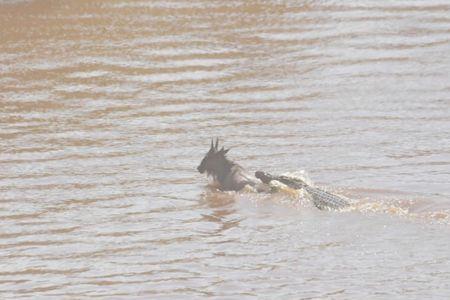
(255, 171, 350, 210)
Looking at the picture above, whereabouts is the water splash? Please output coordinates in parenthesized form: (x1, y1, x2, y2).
(248, 171, 450, 225)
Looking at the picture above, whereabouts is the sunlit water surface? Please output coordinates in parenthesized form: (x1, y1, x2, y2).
(1, 0, 450, 298)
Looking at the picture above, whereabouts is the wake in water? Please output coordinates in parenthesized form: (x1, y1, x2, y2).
(274, 171, 449, 224)
(204, 170, 449, 225)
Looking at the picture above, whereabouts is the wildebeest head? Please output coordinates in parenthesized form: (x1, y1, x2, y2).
(197, 138, 230, 177)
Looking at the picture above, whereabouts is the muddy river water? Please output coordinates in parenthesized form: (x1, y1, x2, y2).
(1, 0, 450, 298)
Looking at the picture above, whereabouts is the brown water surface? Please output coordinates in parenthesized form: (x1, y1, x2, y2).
(1, 0, 450, 298)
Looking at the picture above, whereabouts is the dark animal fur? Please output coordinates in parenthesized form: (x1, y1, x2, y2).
(197, 139, 256, 191)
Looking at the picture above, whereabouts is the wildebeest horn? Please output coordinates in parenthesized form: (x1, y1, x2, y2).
(210, 139, 214, 150)
(219, 147, 230, 155)
(215, 137, 219, 150)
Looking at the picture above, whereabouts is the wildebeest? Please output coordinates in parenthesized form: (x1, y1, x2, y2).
(197, 139, 257, 191)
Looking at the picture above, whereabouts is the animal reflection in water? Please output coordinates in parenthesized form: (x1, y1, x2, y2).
(197, 139, 351, 210)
